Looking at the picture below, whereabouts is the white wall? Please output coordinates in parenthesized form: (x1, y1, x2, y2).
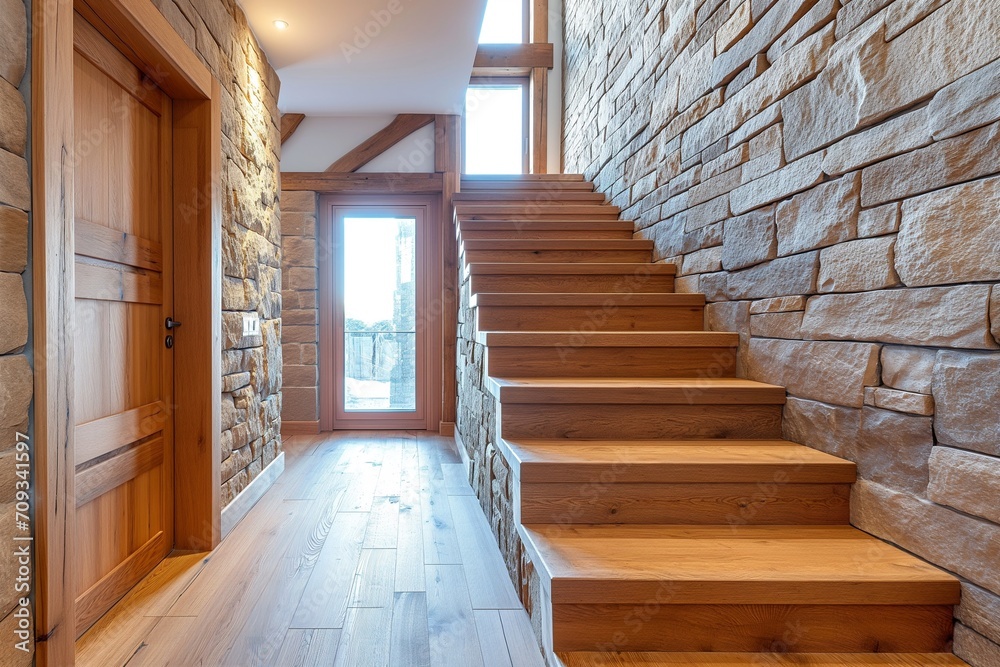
(281, 115, 436, 173)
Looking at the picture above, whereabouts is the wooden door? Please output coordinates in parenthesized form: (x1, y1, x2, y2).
(71, 15, 174, 637)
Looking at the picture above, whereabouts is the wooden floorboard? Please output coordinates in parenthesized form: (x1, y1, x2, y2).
(77, 432, 543, 667)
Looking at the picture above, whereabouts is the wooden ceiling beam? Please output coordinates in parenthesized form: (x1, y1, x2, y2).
(326, 113, 435, 173)
(280, 113, 305, 144)
(281, 171, 444, 194)
(474, 43, 554, 70)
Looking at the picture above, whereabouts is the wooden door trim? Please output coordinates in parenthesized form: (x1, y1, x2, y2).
(33, 0, 221, 663)
(318, 195, 443, 432)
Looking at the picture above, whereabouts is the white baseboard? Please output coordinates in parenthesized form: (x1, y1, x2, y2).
(221, 452, 285, 540)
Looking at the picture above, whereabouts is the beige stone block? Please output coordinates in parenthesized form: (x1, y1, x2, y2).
(748, 124, 782, 160)
(834, 0, 892, 39)
(881, 346, 936, 394)
(284, 267, 317, 291)
(677, 39, 714, 111)
(749, 295, 806, 314)
(0, 272, 26, 354)
(821, 106, 931, 177)
(801, 285, 998, 349)
(728, 250, 818, 300)
(862, 121, 1000, 208)
(866, 387, 934, 416)
(678, 246, 722, 275)
(927, 56, 1000, 141)
(281, 324, 317, 344)
(857, 407, 934, 493)
(928, 447, 1000, 524)
(282, 309, 317, 326)
(933, 350, 1000, 456)
(282, 237, 316, 268)
(282, 386, 318, 422)
(0, 206, 26, 273)
(0, 605, 32, 666)
(740, 147, 784, 183)
(957, 583, 1000, 647)
(687, 165, 741, 207)
(710, 0, 814, 86)
(818, 235, 900, 293)
(722, 205, 775, 270)
(283, 364, 317, 388)
(0, 355, 31, 426)
(782, 396, 860, 460)
(0, 0, 26, 87)
(703, 143, 748, 181)
(885, 0, 948, 39)
(706, 299, 750, 376)
(993, 286, 1000, 346)
(776, 173, 860, 256)
(673, 274, 699, 294)
(281, 211, 316, 237)
(0, 149, 28, 211)
(681, 193, 730, 232)
(730, 151, 824, 215)
(857, 203, 899, 238)
(0, 77, 25, 157)
(766, 0, 837, 64)
(749, 311, 803, 339)
(699, 271, 730, 302)
(746, 337, 880, 407)
(280, 190, 317, 213)
(851, 479, 1000, 594)
(955, 624, 1000, 667)
(895, 176, 1000, 287)
(716, 1, 752, 52)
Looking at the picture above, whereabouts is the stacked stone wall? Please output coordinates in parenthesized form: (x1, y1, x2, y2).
(559, 0, 1000, 663)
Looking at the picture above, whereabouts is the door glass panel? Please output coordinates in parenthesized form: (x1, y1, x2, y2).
(342, 216, 417, 411)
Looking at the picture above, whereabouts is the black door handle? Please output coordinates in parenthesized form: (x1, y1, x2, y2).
(165, 317, 182, 330)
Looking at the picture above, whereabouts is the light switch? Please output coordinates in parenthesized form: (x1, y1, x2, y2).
(242, 312, 261, 338)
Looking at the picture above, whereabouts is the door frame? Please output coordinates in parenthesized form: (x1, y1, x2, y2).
(33, 0, 222, 663)
(318, 195, 443, 432)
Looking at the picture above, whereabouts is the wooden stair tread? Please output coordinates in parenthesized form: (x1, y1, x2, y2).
(500, 439, 856, 483)
(477, 331, 737, 347)
(454, 191, 607, 202)
(520, 524, 961, 605)
(470, 293, 700, 306)
(462, 174, 586, 182)
(459, 220, 635, 230)
(488, 377, 787, 404)
(456, 203, 620, 213)
(466, 262, 676, 276)
(462, 239, 653, 250)
(556, 653, 969, 666)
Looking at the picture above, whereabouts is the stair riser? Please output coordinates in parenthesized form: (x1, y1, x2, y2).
(500, 404, 784, 440)
(469, 274, 676, 293)
(461, 182, 594, 191)
(465, 249, 652, 263)
(487, 347, 737, 378)
(459, 212, 623, 221)
(460, 229, 634, 240)
(517, 483, 851, 525)
(476, 306, 705, 332)
(550, 604, 955, 653)
(455, 192, 607, 202)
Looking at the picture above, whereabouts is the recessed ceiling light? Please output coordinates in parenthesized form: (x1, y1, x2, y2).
(273, 20, 289, 30)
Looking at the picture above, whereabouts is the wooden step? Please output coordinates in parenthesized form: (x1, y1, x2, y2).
(462, 173, 587, 183)
(462, 239, 653, 264)
(500, 439, 854, 525)
(522, 524, 960, 652)
(454, 191, 607, 203)
(555, 653, 970, 666)
(471, 293, 704, 333)
(458, 220, 635, 240)
(479, 331, 738, 377)
(466, 262, 675, 293)
(456, 203, 622, 221)
(491, 377, 785, 440)
(461, 179, 594, 191)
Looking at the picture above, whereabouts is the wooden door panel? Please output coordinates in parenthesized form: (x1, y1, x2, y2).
(72, 13, 173, 638)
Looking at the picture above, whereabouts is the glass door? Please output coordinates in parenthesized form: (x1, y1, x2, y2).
(331, 206, 427, 428)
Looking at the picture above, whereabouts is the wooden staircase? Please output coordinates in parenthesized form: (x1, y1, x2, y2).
(457, 174, 966, 667)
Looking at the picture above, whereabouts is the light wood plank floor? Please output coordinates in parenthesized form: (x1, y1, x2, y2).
(76, 431, 545, 667)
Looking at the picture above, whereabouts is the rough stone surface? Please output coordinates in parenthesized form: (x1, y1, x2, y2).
(0, 77, 26, 156)
(851, 479, 1000, 595)
(730, 151, 824, 214)
(801, 286, 997, 349)
(280, 188, 319, 424)
(928, 57, 1000, 141)
(0, 148, 28, 210)
(775, 173, 859, 256)
(727, 251, 818, 300)
(865, 387, 934, 417)
(721, 206, 775, 270)
(782, 397, 859, 461)
(933, 351, 1000, 456)
(0, 355, 30, 425)
(881, 346, 937, 394)
(928, 447, 1000, 525)
(0, 206, 26, 272)
(956, 624, 1000, 667)
(750, 311, 803, 339)
(957, 583, 1000, 647)
(749, 295, 806, 314)
(818, 235, 900, 293)
(895, 176, 1000, 287)
(993, 286, 1000, 346)
(745, 338, 879, 407)
(856, 202, 899, 238)
(0, 272, 26, 354)
(821, 106, 932, 177)
(0, 0, 26, 87)
(857, 407, 934, 494)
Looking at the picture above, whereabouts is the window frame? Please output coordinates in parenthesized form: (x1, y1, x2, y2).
(463, 77, 531, 175)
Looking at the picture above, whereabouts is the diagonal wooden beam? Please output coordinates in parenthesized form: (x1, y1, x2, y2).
(326, 113, 435, 173)
(280, 113, 305, 144)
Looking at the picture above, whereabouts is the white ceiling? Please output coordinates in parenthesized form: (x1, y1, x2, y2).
(239, 0, 489, 115)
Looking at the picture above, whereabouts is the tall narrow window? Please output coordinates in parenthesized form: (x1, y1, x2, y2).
(465, 81, 528, 174)
(478, 0, 528, 43)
